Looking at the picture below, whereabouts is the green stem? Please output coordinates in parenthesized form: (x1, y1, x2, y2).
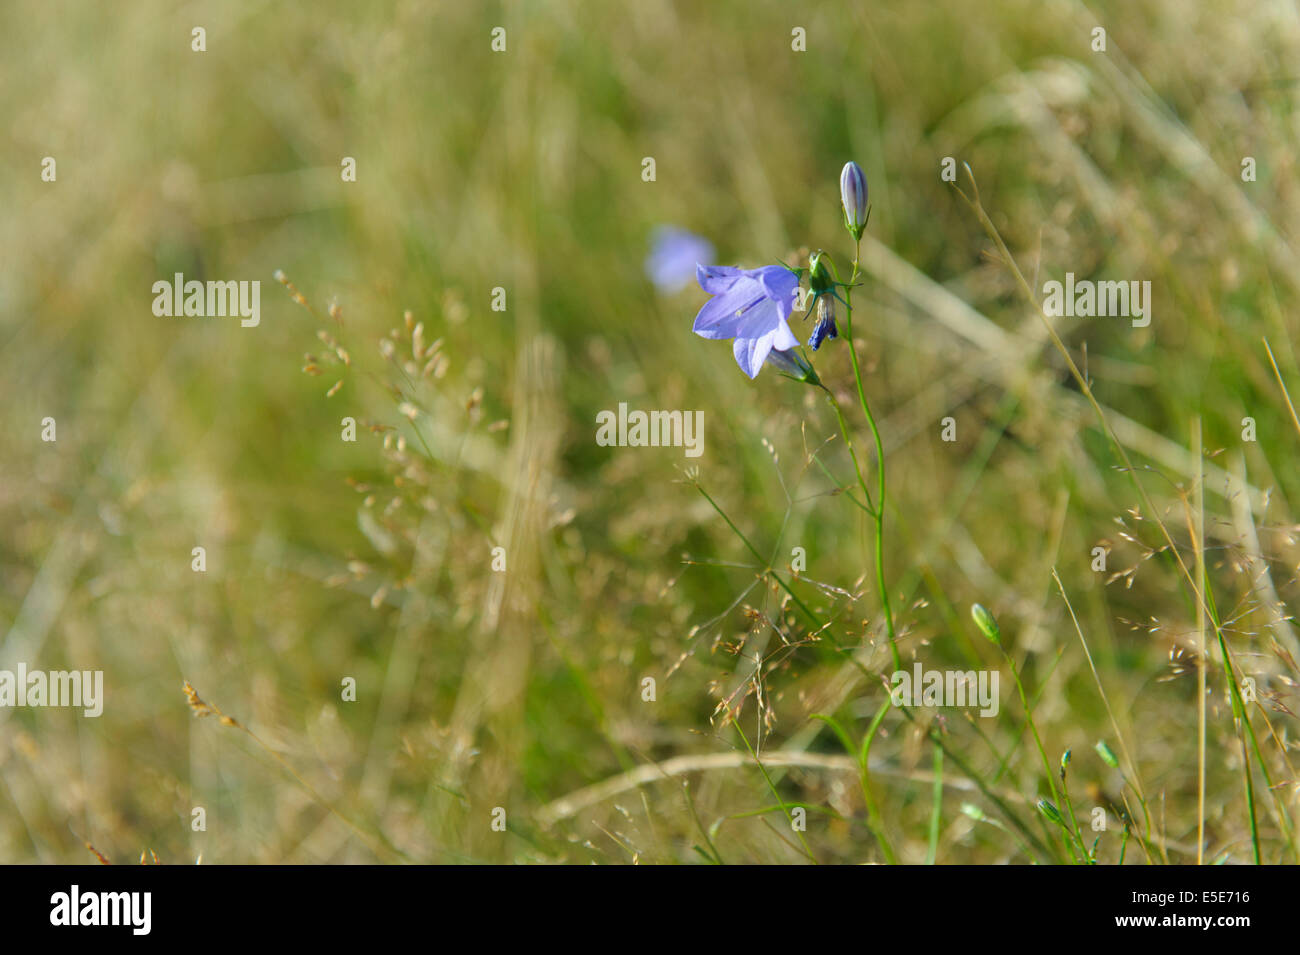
(694, 482, 1053, 861)
(1060, 770, 1092, 863)
(1005, 652, 1066, 824)
(734, 724, 818, 864)
(842, 240, 901, 672)
(926, 743, 943, 864)
(821, 388, 877, 517)
(859, 700, 899, 864)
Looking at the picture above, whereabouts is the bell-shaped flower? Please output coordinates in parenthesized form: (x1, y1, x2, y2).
(692, 264, 801, 379)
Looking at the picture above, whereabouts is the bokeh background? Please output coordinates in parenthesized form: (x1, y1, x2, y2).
(2, 0, 1299, 863)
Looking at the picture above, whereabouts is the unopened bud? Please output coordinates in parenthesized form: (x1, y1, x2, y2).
(971, 604, 1002, 646)
(1095, 740, 1119, 769)
(840, 161, 869, 240)
(808, 250, 834, 295)
(766, 348, 820, 385)
(1037, 799, 1064, 826)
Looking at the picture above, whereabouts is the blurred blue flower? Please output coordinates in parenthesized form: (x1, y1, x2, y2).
(692, 264, 801, 379)
(645, 227, 715, 293)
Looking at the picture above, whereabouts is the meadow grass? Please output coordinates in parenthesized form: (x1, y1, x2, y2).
(1, 0, 1298, 864)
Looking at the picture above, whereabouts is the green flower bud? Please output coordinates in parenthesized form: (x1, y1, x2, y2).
(1095, 740, 1119, 769)
(1037, 799, 1065, 826)
(1061, 749, 1072, 772)
(970, 604, 1002, 646)
(808, 250, 834, 296)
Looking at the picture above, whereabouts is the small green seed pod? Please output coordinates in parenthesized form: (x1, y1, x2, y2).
(1095, 740, 1120, 769)
(970, 604, 1002, 646)
(1037, 799, 1065, 826)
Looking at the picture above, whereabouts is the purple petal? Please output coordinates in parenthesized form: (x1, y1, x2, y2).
(733, 334, 774, 380)
(730, 296, 782, 339)
(757, 266, 800, 320)
(733, 323, 799, 379)
(733, 295, 801, 349)
(696, 264, 745, 295)
(692, 286, 765, 339)
(840, 161, 868, 229)
(770, 319, 800, 352)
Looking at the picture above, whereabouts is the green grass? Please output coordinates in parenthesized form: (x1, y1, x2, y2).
(1, 0, 1298, 864)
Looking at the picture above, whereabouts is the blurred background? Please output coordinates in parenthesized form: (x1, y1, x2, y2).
(2, 0, 1298, 863)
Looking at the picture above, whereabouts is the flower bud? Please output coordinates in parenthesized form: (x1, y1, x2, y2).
(808, 250, 834, 295)
(1095, 740, 1119, 769)
(840, 161, 868, 240)
(970, 604, 1002, 646)
(1037, 799, 1065, 826)
(766, 348, 820, 385)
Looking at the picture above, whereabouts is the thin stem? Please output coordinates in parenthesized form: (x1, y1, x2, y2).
(1060, 768, 1092, 863)
(926, 743, 943, 864)
(1052, 570, 1159, 860)
(820, 386, 877, 517)
(842, 239, 901, 671)
(1004, 650, 1073, 861)
(1192, 419, 1207, 865)
(734, 723, 818, 863)
(952, 170, 1297, 862)
(693, 481, 1052, 859)
(859, 700, 899, 864)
